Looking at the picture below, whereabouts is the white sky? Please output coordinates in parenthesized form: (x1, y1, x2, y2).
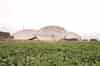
(0, 0, 100, 39)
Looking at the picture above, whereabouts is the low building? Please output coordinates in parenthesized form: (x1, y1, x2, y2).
(13, 29, 38, 40)
(37, 25, 67, 40)
(64, 32, 81, 41)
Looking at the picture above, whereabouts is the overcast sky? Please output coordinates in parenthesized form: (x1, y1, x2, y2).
(0, 0, 100, 39)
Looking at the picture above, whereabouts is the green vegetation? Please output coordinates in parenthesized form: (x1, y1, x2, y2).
(0, 40, 100, 66)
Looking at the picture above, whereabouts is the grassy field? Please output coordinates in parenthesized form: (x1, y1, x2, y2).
(0, 40, 100, 66)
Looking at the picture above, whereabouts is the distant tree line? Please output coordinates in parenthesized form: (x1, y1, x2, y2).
(0, 31, 13, 40)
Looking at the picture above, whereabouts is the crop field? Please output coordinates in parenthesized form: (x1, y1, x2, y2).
(0, 40, 100, 66)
